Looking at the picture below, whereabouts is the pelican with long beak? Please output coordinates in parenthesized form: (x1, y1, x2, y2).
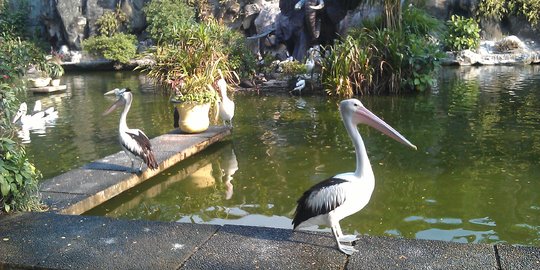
(292, 99, 417, 255)
(103, 88, 158, 173)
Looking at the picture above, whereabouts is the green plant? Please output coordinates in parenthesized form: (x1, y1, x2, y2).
(143, 0, 196, 44)
(0, 0, 30, 39)
(321, 6, 442, 96)
(0, 36, 47, 80)
(96, 6, 128, 37)
(443, 15, 481, 52)
(46, 61, 64, 79)
(82, 33, 137, 64)
(280, 61, 307, 76)
(477, 0, 540, 27)
(0, 137, 42, 213)
(1, 81, 42, 213)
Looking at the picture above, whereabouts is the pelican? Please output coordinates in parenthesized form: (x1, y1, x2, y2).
(33, 100, 58, 121)
(12, 102, 46, 127)
(292, 99, 417, 255)
(103, 88, 158, 173)
(217, 70, 235, 128)
(291, 78, 306, 94)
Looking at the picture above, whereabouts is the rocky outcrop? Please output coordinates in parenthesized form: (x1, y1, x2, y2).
(27, 0, 150, 50)
(441, 36, 540, 65)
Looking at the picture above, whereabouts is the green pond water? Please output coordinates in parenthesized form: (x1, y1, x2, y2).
(23, 66, 540, 246)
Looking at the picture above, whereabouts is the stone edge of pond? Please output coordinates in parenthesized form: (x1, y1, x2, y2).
(39, 125, 231, 215)
(0, 212, 539, 269)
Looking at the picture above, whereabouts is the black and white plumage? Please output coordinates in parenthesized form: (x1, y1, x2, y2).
(103, 88, 158, 173)
(292, 98, 417, 255)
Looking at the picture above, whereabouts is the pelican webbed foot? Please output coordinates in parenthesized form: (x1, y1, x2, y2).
(338, 234, 359, 244)
(338, 244, 358, 255)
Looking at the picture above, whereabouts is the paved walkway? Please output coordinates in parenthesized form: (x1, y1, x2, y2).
(0, 126, 539, 269)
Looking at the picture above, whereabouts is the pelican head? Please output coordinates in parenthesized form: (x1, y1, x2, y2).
(339, 99, 417, 150)
(12, 103, 28, 123)
(103, 88, 132, 116)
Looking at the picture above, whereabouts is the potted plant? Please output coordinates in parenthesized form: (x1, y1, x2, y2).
(169, 64, 220, 133)
(47, 62, 64, 86)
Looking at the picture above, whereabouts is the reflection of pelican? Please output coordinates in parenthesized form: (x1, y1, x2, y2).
(292, 99, 417, 255)
(220, 147, 238, 200)
(217, 70, 235, 128)
(103, 88, 159, 173)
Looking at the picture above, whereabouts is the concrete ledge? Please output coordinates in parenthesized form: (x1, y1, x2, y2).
(1, 212, 539, 269)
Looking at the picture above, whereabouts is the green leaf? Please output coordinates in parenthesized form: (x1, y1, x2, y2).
(0, 180, 10, 196)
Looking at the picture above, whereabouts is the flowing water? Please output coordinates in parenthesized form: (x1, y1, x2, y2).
(21, 66, 540, 246)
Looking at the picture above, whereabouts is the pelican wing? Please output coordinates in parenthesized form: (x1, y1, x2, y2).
(292, 177, 348, 228)
(123, 129, 159, 170)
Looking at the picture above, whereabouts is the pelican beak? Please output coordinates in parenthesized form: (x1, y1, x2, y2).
(12, 110, 23, 123)
(103, 97, 124, 116)
(104, 89, 118, 96)
(357, 106, 417, 150)
(309, 0, 324, 9)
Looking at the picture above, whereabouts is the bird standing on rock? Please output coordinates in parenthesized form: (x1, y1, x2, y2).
(292, 99, 417, 255)
(103, 88, 158, 173)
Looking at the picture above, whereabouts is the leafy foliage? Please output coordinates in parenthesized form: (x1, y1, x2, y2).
(82, 33, 137, 64)
(143, 0, 196, 44)
(322, 5, 442, 96)
(443, 15, 481, 52)
(0, 36, 47, 80)
(477, 0, 540, 27)
(141, 16, 255, 103)
(0, 137, 42, 213)
(0, 0, 30, 39)
(96, 6, 128, 37)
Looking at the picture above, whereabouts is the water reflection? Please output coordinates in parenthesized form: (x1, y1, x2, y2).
(217, 145, 238, 200)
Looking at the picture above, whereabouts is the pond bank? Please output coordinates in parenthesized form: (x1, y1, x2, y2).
(0, 211, 538, 269)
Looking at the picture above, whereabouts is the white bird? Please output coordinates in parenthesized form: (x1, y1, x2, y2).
(217, 70, 235, 128)
(12, 102, 47, 127)
(292, 99, 417, 255)
(103, 88, 158, 173)
(291, 78, 306, 94)
(33, 100, 58, 121)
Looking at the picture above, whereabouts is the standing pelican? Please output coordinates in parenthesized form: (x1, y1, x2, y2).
(103, 88, 158, 173)
(217, 70, 235, 128)
(292, 99, 417, 255)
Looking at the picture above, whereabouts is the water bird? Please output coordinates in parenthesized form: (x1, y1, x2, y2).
(33, 100, 58, 121)
(103, 88, 158, 173)
(292, 99, 417, 255)
(290, 78, 306, 94)
(217, 70, 235, 128)
(12, 102, 47, 127)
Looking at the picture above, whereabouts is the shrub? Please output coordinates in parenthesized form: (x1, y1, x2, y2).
(0, 36, 47, 80)
(322, 6, 442, 96)
(478, 0, 540, 28)
(82, 33, 137, 64)
(143, 0, 196, 44)
(96, 6, 128, 37)
(0, 0, 30, 39)
(443, 15, 480, 52)
(1, 82, 42, 213)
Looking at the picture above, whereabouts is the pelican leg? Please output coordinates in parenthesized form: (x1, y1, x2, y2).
(335, 223, 359, 243)
(122, 149, 136, 173)
(138, 160, 144, 173)
(332, 225, 358, 255)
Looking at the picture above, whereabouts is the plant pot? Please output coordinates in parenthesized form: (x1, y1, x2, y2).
(50, 78, 61, 86)
(28, 77, 51, 88)
(175, 102, 211, 133)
